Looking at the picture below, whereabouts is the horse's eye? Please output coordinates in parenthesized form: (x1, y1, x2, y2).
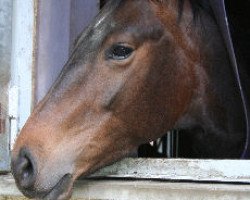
(106, 44, 134, 60)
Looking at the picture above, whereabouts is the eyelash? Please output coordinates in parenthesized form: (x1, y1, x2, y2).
(106, 44, 134, 60)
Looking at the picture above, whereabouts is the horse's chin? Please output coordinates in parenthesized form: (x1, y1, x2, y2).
(20, 174, 74, 200)
(42, 174, 73, 200)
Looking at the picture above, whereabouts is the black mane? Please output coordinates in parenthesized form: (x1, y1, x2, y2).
(101, 0, 213, 21)
(178, 0, 213, 20)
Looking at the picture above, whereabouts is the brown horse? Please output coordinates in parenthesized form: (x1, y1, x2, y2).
(11, 0, 247, 199)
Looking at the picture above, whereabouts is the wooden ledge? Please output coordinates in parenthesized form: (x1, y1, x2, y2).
(91, 158, 250, 183)
(1, 174, 250, 200)
(2, 158, 250, 199)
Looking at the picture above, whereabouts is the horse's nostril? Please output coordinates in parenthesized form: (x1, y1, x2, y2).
(12, 148, 37, 189)
(20, 156, 33, 179)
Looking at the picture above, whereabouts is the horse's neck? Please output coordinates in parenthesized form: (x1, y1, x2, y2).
(176, 8, 246, 157)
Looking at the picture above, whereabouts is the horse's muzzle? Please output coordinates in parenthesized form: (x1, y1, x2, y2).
(11, 148, 37, 196)
(11, 147, 74, 199)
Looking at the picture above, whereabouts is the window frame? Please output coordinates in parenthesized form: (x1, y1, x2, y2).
(0, 0, 36, 172)
(91, 158, 250, 184)
(0, 0, 12, 172)
(9, 0, 37, 146)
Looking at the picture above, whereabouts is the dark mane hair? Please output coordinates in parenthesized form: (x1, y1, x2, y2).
(178, 0, 213, 20)
(101, 0, 213, 21)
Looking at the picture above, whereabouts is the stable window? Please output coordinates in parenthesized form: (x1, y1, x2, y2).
(1, 0, 250, 191)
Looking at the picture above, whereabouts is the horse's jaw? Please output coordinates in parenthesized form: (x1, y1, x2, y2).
(42, 174, 73, 200)
(11, 114, 137, 200)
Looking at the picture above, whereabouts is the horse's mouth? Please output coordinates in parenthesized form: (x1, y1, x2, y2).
(42, 174, 73, 200)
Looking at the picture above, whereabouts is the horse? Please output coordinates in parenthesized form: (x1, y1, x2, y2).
(11, 0, 248, 199)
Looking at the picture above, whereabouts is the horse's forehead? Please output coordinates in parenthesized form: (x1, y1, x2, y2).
(72, 0, 154, 62)
(94, 0, 147, 32)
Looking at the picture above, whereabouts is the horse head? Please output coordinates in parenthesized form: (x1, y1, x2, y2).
(12, 0, 245, 199)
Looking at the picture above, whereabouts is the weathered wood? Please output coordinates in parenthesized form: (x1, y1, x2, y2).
(1, 174, 250, 200)
(2, 158, 250, 199)
(91, 158, 250, 183)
